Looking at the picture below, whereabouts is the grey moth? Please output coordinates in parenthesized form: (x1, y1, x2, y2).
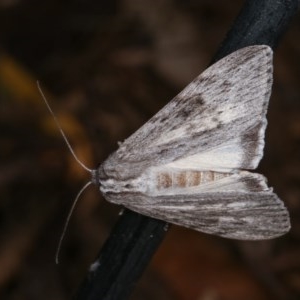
(42, 45, 291, 246)
(95, 45, 290, 240)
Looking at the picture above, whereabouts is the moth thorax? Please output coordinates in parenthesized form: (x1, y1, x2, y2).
(156, 170, 229, 190)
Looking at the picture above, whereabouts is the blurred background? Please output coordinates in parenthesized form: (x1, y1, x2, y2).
(0, 0, 299, 299)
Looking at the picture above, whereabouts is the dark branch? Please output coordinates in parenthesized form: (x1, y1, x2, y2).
(213, 0, 298, 62)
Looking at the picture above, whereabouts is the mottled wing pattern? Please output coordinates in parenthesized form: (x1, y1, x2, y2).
(123, 191, 290, 240)
(98, 45, 291, 239)
(102, 169, 291, 239)
(102, 45, 273, 179)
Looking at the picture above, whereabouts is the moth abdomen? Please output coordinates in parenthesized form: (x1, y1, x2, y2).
(156, 170, 229, 191)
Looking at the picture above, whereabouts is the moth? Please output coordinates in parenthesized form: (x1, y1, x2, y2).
(41, 45, 290, 248)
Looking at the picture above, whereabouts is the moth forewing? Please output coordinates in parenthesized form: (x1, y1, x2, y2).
(123, 191, 290, 240)
(98, 45, 290, 240)
(100, 45, 273, 181)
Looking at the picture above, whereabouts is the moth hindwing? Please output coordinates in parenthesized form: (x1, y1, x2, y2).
(96, 45, 290, 240)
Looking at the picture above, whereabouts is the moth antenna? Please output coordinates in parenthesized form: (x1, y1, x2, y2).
(55, 181, 93, 264)
(37, 81, 92, 173)
(37, 81, 96, 263)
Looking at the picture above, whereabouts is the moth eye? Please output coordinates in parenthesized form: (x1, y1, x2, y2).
(125, 184, 133, 188)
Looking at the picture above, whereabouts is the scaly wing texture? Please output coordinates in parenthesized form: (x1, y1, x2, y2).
(102, 45, 273, 179)
(103, 171, 290, 239)
(98, 45, 290, 239)
(122, 191, 290, 240)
